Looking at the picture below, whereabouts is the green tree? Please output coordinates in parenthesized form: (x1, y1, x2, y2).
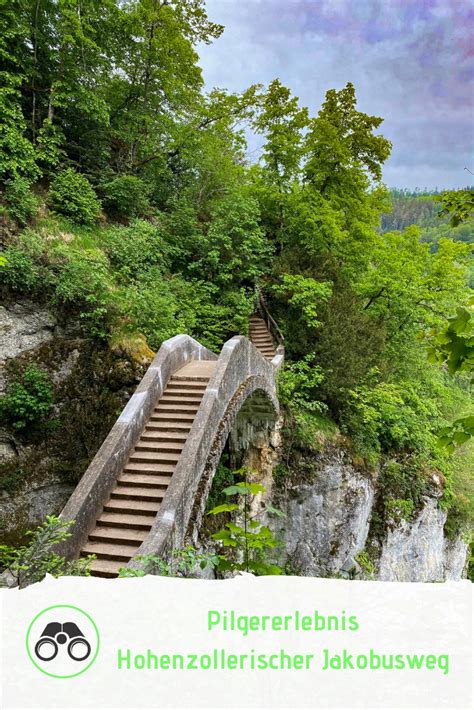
(208, 469, 283, 576)
(0, 516, 93, 589)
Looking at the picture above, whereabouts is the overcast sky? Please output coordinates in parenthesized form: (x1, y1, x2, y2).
(198, 0, 474, 190)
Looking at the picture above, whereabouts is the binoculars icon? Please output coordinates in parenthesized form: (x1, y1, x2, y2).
(34, 622, 91, 662)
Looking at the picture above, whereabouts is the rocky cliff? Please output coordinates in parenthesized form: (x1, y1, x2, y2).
(1, 301, 468, 581)
(0, 300, 149, 544)
(269, 444, 468, 582)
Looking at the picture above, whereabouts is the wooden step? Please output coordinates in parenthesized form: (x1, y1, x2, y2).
(166, 382, 208, 391)
(150, 413, 196, 422)
(145, 421, 192, 432)
(164, 386, 207, 394)
(160, 394, 203, 402)
(111, 486, 166, 501)
(124, 462, 175, 474)
(155, 403, 200, 413)
(118, 473, 172, 487)
(135, 440, 184, 453)
(89, 526, 148, 545)
(88, 558, 125, 578)
(104, 499, 161, 514)
(129, 450, 180, 463)
(82, 541, 137, 561)
(97, 512, 154, 529)
(140, 430, 188, 441)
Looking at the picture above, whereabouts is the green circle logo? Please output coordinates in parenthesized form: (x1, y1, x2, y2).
(26, 605, 100, 679)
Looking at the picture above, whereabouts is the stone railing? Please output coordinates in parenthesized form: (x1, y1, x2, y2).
(128, 335, 280, 566)
(56, 335, 217, 559)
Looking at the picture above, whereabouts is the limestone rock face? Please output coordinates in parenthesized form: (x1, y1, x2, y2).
(0, 480, 75, 537)
(0, 300, 142, 543)
(273, 447, 375, 576)
(0, 302, 57, 393)
(272, 447, 468, 582)
(377, 498, 468, 582)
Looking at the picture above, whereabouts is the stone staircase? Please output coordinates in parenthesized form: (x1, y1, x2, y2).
(249, 315, 276, 360)
(80, 360, 216, 577)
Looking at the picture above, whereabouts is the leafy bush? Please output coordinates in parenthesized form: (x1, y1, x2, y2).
(278, 354, 325, 413)
(272, 274, 332, 329)
(103, 220, 169, 280)
(4, 177, 38, 224)
(119, 273, 186, 350)
(385, 497, 415, 524)
(0, 364, 53, 430)
(178, 282, 254, 352)
(101, 175, 150, 219)
(53, 248, 112, 337)
(379, 459, 431, 514)
(354, 550, 375, 577)
(208, 468, 284, 576)
(0, 516, 93, 589)
(48, 169, 101, 224)
(0, 246, 42, 295)
(0, 83, 40, 182)
(118, 546, 219, 578)
(341, 378, 443, 464)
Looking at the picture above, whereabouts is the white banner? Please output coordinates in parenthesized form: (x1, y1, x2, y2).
(1, 575, 472, 709)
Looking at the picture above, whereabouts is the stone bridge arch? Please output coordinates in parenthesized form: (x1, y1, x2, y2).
(57, 333, 282, 573)
(130, 338, 280, 564)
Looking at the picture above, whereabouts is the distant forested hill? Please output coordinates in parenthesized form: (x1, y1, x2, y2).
(381, 189, 474, 285)
(381, 188, 474, 244)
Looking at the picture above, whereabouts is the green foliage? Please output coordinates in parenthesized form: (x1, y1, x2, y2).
(427, 305, 473, 455)
(202, 193, 271, 288)
(253, 78, 309, 189)
(4, 177, 38, 224)
(354, 550, 375, 577)
(0, 246, 41, 295)
(208, 468, 284, 576)
(384, 498, 415, 524)
(0, 516, 93, 589)
(277, 354, 325, 413)
(0, 364, 53, 430)
(378, 459, 431, 515)
(438, 416, 474, 454)
(52, 247, 112, 337)
(118, 273, 187, 350)
(468, 543, 474, 582)
(206, 459, 234, 512)
(341, 377, 447, 468)
(428, 307, 474, 377)
(118, 546, 219, 578)
(304, 82, 392, 188)
(101, 176, 151, 219)
(272, 274, 332, 329)
(48, 169, 101, 224)
(436, 189, 474, 227)
(103, 220, 169, 280)
(0, 79, 40, 182)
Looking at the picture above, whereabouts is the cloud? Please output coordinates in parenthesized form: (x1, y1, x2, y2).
(198, 0, 474, 189)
